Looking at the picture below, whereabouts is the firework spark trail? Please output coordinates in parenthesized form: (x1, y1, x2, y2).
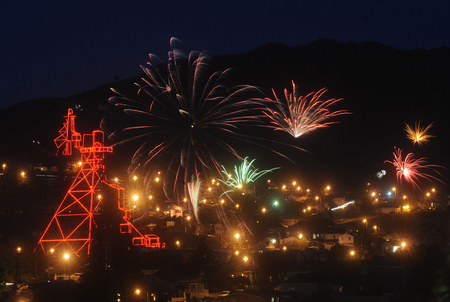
(405, 121, 434, 145)
(264, 81, 349, 138)
(385, 147, 443, 189)
(219, 157, 279, 195)
(187, 175, 201, 223)
(102, 38, 270, 198)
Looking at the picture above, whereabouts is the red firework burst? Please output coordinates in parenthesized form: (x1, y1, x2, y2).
(385, 147, 443, 189)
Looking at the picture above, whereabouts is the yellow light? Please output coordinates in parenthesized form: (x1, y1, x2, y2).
(186, 215, 190, 221)
(235, 233, 240, 239)
(220, 199, 225, 204)
(235, 250, 239, 256)
(78, 161, 82, 167)
(373, 225, 377, 230)
(261, 207, 266, 213)
(17, 247, 21, 253)
(176, 241, 180, 247)
(135, 289, 141, 295)
(282, 246, 287, 251)
(97, 194, 102, 200)
(155, 177, 160, 182)
(64, 253, 70, 260)
(20, 171, 25, 177)
(133, 175, 137, 181)
(326, 185, 331, 191)
(315, 196, 319, 201)
(237, 184, 242, 189)
(243, 256, 248, 262)
(306, 188, 310, 193)
(292, 181, 296, 186)
(282, 185, 286, 190)
(401, 242, 406, 248)
(156, 207, 160, 212)
(133, 195, 139, 201)
(267, 179, 271, 183)
(2, 164, 5, 169)
(308, 206, 311, 211)
(208, 187, 212, 192)
(148, 195, 153, 200)
(298, 234, 303, 239)
(114, 177, 119, 183)
(363, 219, 366, 223)
(350, 250, 355, 256)
(371, 192, 376, 197)
(297, 186, 301, 191)
(50, 248, 55, 254)
(235, 204, 240, 209)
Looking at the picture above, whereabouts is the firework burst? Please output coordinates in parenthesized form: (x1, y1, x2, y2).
(385, 147, 443, 189)
(219, 157, 279, 195)
(264, 81, 349, 138)
(102, 38, 268, 198)
(405, 121, 434, 145)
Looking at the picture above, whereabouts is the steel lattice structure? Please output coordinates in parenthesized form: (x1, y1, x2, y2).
(37, 109, 164, 257)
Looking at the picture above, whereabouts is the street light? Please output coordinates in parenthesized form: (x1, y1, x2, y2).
(243, 256, 255, 289)
(15, 247, 21, 285)
(135, 289, 150, 302)
(373, 225, 378, 237)
(63, 253, 70, 280)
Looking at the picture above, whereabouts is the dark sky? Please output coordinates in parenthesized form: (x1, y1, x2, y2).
(1, 0, 450, 110)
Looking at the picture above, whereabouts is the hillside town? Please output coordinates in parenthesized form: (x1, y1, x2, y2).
(0, 156, 449, 302)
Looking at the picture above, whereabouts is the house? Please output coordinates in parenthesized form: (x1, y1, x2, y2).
(280, 235, 309, 250)
(214, 223, 224, 235)
(323, 232, 342, 250)
(339, 232, 358, 247)
(148, 265, 210, 301)
(161, 203, 184, 218)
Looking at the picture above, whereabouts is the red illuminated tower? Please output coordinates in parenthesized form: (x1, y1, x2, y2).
(37, 109, 164, 257)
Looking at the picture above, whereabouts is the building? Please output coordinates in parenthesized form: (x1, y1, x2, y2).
(339, 232, 358, 247)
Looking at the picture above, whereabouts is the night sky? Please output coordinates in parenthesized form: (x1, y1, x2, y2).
(2, 0, 450, 110)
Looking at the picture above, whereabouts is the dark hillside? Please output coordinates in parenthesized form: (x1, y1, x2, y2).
(1, 39, 449, 190)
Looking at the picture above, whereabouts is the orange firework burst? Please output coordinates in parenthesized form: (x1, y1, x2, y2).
(385, 147, 443, 189)
(405, 121, 434, 145)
